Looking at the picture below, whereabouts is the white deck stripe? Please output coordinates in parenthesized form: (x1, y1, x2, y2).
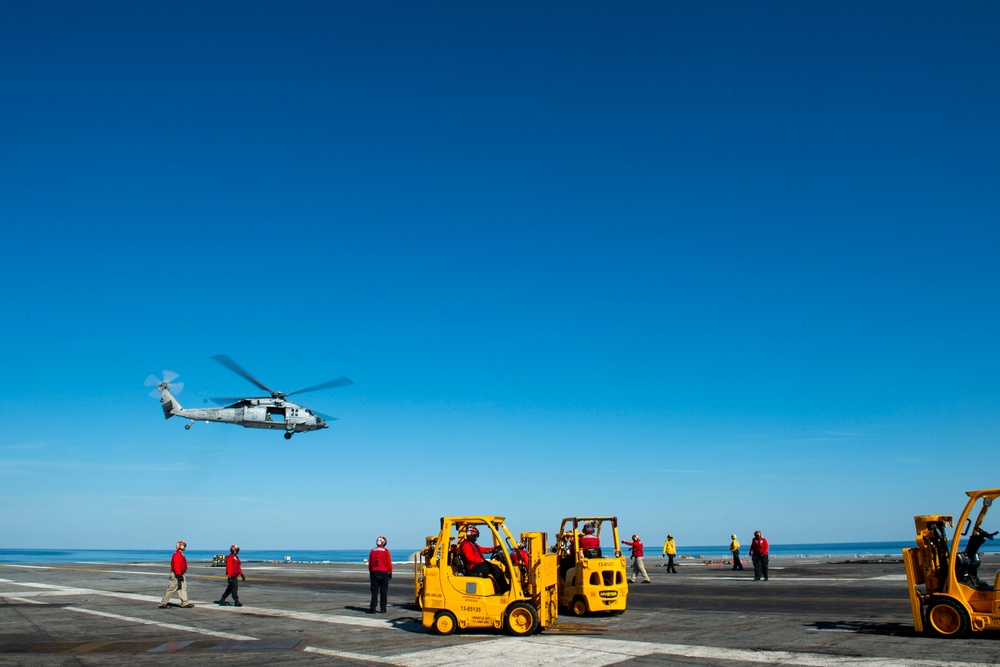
(66, 607, 257, 641)
(307, 635, 1000, 667)
(0, 577, 407, 629)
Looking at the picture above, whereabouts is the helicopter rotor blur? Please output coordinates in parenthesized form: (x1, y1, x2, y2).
(148, 355, 354, 440)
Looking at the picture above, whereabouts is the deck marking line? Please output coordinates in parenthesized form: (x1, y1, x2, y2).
(0, 577, 415, 630)
(304, 646, 396, 662)
(306, 634, 1000, 667)
(231, 605, 420, 629)
(66, 606, 258, 641)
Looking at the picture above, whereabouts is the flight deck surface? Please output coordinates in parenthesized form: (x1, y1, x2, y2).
(2, 556, 998, 666)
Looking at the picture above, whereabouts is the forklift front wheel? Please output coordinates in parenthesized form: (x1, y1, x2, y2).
(504, 602, 539, 636)
(571, 596, 588, 616)
(925, 597, 970, 638)
(433, 610, 457, 636)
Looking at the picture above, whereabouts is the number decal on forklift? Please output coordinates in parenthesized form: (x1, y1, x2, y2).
(461, 605, 482, 612)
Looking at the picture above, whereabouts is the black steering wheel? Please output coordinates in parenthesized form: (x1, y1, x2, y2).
(490, 545, 504, 561)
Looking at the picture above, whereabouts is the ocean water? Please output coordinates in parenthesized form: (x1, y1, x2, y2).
(0, 549, 395, 565)
(4, 541, 995, 564)
(677, 541, 916, 559)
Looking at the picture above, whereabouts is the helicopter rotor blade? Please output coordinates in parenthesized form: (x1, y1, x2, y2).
(162, 370, 179, 384)
(211, 355, 277, 396)
(209, 396, 247, 405)
(144, 374, 160, 387)
(285, 377, 355, 397)
(316, 411, 338, 421)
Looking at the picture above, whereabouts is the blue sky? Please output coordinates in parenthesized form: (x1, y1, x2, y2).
(2, 2, 998, 551)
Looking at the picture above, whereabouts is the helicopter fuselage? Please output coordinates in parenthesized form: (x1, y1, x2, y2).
(175, 398, 327, 433)
(156, 382, 328, 437)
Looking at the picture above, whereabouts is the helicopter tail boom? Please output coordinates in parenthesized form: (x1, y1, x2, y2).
(157, 382, 183, 419)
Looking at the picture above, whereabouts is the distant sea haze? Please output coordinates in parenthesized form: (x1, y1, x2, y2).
(5, 541, 992, 564)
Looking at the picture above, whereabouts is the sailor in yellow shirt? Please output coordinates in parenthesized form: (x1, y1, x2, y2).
(662, 534, 678, 573)
(729, 534, 744, 570)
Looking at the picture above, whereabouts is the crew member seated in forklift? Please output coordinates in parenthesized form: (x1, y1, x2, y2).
(458, 526, 510, 595)
(564, 524, 602, 586)
(558, 530, 579, 581)
(958, 525, 999, 589)
(580, 523, 601, 558)
(511, 538, 529, 569)
(510, 538, 529, 586)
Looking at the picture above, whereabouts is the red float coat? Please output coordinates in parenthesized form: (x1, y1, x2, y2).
(510, 547, 529, 567)
(622, 539, 644, 558)
(368, 547, 393, 574)
(750, 537, 769, 556)
(170, 550, 187, 576)
(579, 534, 600, 550)
(459, 539, 491, 566)
(225, 553, 243, 577)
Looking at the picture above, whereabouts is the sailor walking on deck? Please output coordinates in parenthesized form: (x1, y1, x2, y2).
(216, 544, 245, 606)
(159, 540, 194, 608)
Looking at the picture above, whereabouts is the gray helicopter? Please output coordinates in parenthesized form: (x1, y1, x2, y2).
(147, 355, 354, 439)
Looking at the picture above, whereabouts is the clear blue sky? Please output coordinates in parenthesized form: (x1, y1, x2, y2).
(2, 2, 998, 551)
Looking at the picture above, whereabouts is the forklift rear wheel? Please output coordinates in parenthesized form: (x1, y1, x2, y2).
(504, 602, 539, 636)
(571, 596, 588, 616)
(925, 597, 970, 638)
(433, 610, 457, 636)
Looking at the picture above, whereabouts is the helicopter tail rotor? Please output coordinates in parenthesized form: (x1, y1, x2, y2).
(143, 371, 184, 408)
(145, 371, 184, 399)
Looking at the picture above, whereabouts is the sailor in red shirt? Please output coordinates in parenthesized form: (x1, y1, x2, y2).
(509, 538, 530, 587)
(579, 523, 601, 557)
(368, 536, 393, 613)
(458, 525, 509, 594)
(510, 538, 529, 568)
(216, 544, 246, 606)
(159, 540, 195, 608)
(622, 534, 651, 583)
(750, 530, 770, 581)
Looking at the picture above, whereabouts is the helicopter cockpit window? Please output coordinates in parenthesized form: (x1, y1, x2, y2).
(305, 409, 314, 416)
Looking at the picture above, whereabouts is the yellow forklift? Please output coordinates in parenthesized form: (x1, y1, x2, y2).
(555, 516, 628, 615)
(903, 488, 1000, 637)
(413, 515, 558, 636)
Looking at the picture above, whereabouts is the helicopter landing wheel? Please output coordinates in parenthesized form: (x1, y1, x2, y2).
(284, 432, 293, 440)
(185, 423, 192, 430)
